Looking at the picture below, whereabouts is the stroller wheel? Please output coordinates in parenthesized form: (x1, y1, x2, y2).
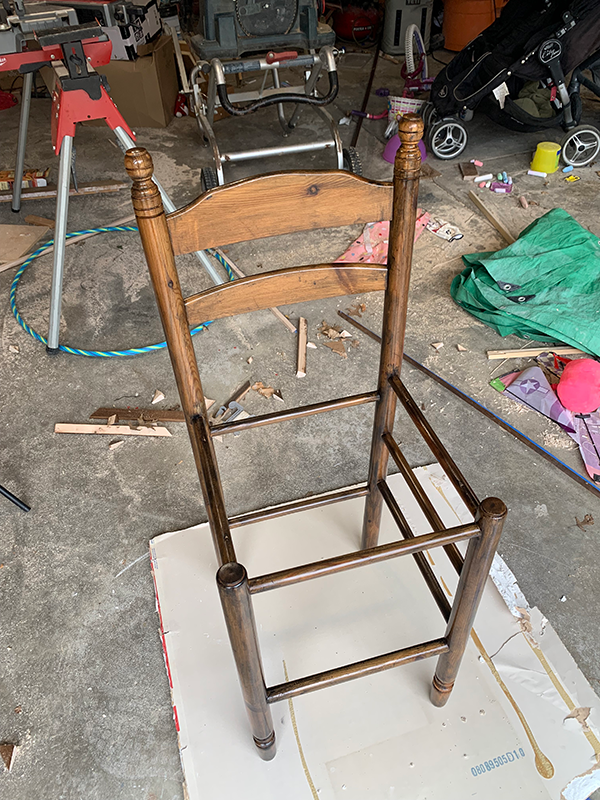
(342, 147, 363, 175)
(427, 119, 468, 160)
(561, 125, 600, 167)
(420, 102, 438, 130)
(201, 166, 219, 192)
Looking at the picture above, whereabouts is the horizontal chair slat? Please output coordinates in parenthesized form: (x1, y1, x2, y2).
(248, 522, 479, 594)
(184, 263, 387, 327)
(167, 170, 393, 255)
(212, 391, 378, 436)
(266, 638, 449, 703)
(228, 485, 369, 529)
(389, 374, 480, 516)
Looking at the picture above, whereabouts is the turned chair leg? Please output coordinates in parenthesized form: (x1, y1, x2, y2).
(217, 563, 276, 760)
(431, 497, 507, 707)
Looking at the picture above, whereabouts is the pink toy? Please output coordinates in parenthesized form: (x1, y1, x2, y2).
(557, 358, 600, 412)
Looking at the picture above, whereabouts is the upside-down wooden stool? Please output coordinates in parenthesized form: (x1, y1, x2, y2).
(126, 115, 507, 761)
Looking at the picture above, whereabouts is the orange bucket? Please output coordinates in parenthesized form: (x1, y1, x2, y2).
(443, 0, 507, 52)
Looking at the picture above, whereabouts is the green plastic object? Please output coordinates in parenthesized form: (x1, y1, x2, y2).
(450, 209, 600, 356)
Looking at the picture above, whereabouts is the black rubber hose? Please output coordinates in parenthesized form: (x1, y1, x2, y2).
(216, 72, 339, 117)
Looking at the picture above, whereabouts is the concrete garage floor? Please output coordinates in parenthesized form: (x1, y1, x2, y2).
(1, 47, 600, 798)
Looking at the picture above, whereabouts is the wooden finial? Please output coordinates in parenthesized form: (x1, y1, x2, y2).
(395, 113, 424, 178)
(124, 147, 162, 217)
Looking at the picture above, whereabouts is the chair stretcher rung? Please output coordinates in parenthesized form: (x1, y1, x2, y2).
(211, 391, 377, 437)
(378, 440, 465, 574)
(389, 374, 480, 516)
(266, 638, 449, 703)
(377, 479, 463, 606)
(248, 522, 479, 594)
(229, 485, 369, 529)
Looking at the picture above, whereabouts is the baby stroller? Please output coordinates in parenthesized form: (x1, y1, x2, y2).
(425, 0, 600, 165)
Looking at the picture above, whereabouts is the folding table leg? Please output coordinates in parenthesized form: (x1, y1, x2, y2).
(46, 134, 73, 354)
(217, 562, 276, 760)
(430, 497, 507, 707)
(12, 70, 34, 214)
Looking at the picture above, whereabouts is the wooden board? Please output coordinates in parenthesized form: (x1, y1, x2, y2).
(167, 171, 393, 255)
(487, 346, 586, 360)
(185, 263, 387, 326)
(0, 224, 49, 264)
(296, 317, 308, 378)
(54, 423, 172, 437)
(0, 180, 128, 203)
(468, 190, 516, 245)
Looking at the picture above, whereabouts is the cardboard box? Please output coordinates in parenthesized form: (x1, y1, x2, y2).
(96, 34, 178, 128)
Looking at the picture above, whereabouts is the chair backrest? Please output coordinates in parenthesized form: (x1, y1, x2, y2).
(167, 170, 394, 254)
(125, 113, 424, 566)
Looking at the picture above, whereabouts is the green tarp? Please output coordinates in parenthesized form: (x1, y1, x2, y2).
(450, 208, 600, 356)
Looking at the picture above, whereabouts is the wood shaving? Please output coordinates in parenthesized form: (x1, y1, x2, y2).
(318, 321, 343, 339)
(346, 302, 366, 318)
(350, 340, 360, 349)
(247, 356, 253, 364)
(306, 342, 317, 349)
(152, 389, 165, 404)
(430, 342, 444, 351)
(252, 381, 275, 398)
(109, 440, 124, 451)
(107, 414, 117, 426)
(323, 340, 347, 359)
(456, 344, 467, 352)
(575, 514, 594, 531)
(8, 344, 19, 354)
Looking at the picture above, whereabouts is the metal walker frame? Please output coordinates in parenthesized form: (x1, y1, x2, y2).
(191, 45, 357, 185)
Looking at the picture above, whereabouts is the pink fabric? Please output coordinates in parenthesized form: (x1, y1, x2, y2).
(557, 358, 600, 413)
(335, 211, 430, 265)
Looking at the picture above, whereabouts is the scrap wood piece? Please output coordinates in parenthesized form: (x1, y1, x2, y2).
(54, 423, 172, 437)
(487, 346, 586, 360)
(25, 214, 55, 228)
(0, 180, 128, 203)
(468, 189, 516, 245)
(323, 340, 347, 359)
(90, 399, 214, 422)
(0, 743, 16, 772)
(296, 317, 308, 378)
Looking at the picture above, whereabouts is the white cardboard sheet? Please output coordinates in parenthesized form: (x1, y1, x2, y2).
(150, 466, 600, 800)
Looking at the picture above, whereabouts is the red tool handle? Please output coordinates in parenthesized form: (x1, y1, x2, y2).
(265, 50, 298, 64)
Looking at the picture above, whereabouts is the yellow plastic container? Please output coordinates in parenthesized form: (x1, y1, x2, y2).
(531, 142, 561, 173)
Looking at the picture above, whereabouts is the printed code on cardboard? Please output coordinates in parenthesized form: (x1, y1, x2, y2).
(471, 748, 526, 777)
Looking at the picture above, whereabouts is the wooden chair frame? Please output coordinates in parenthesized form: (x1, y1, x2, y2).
(126, 115, 506, 761)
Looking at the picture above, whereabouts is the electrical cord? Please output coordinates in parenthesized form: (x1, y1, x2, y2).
(10, 226, 234, 357)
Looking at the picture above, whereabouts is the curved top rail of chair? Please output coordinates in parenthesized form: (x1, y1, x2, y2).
(184, 262, 387, 326)
(166, 170, 394, 255)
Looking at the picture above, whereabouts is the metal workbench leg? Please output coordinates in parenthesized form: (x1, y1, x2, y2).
(46, 134, 73, 354)
(12, 70, 34, 213)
